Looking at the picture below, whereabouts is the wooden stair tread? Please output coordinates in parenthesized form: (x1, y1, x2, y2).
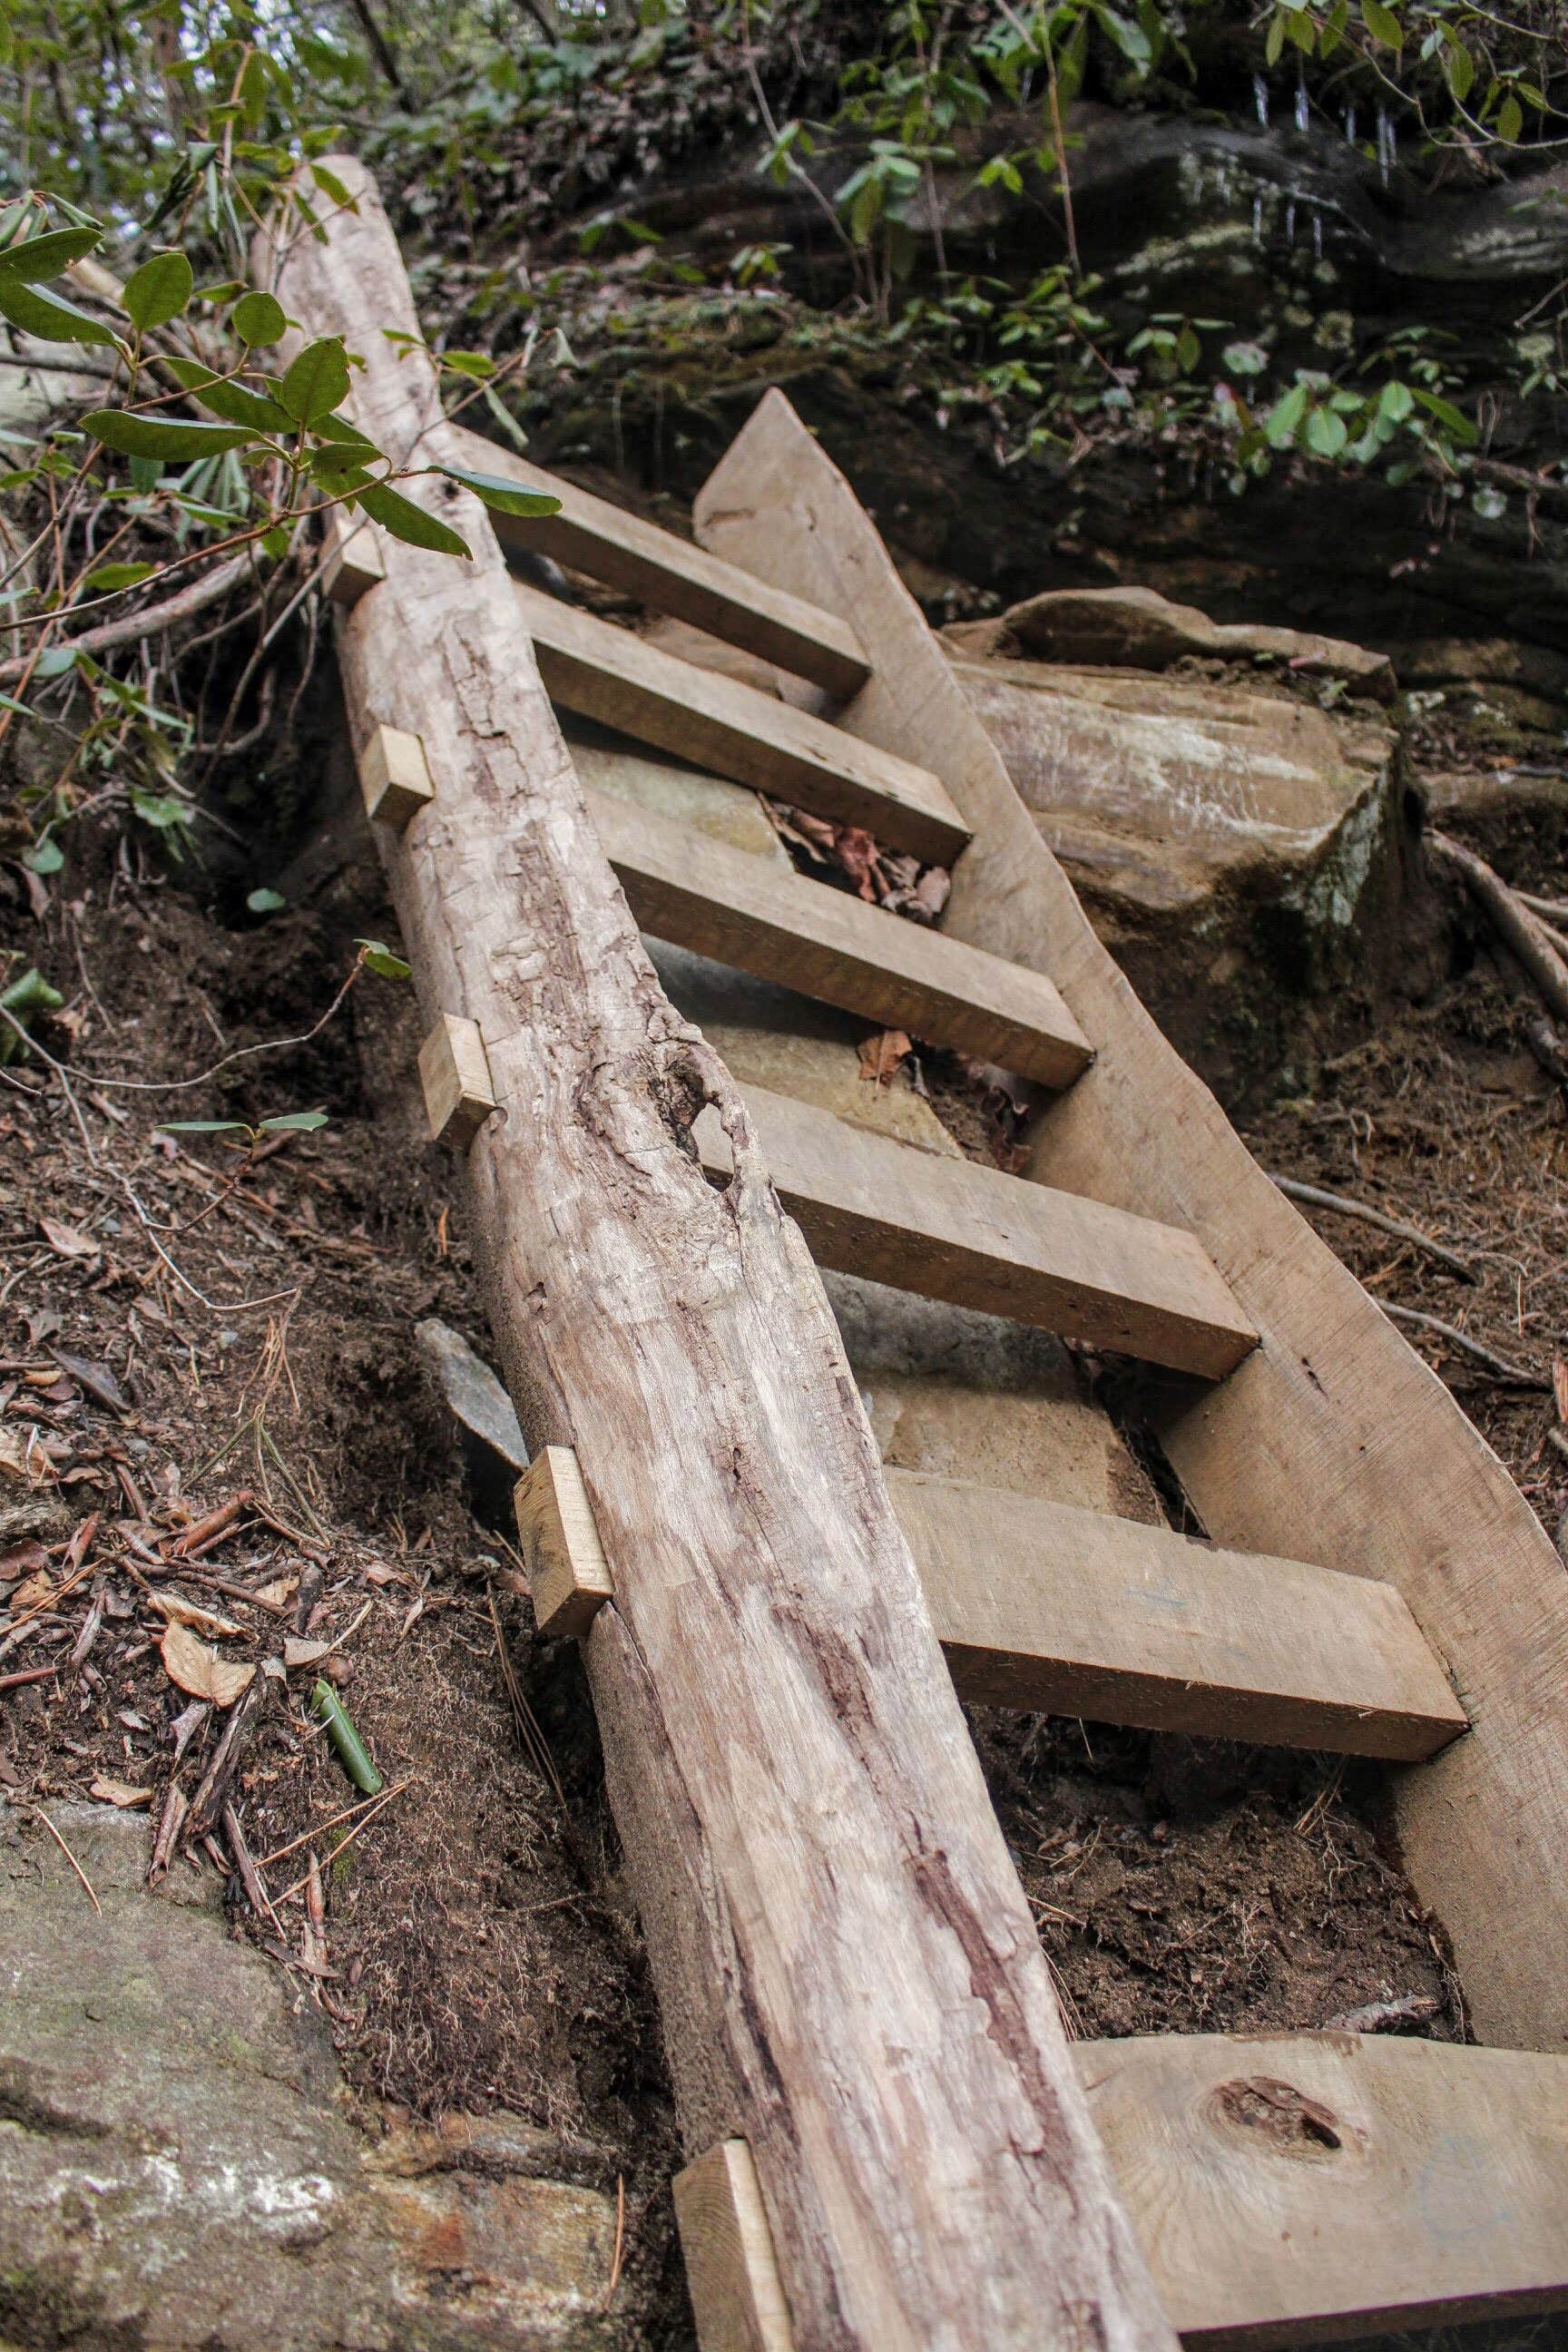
(513, 578, 970, 868)
(591, 787, 1093, 1089)
(696, 1083, 1258, 1381)
(449, 426, 870, 698)
(889, 1471, 1466, 1759)
(1078, 2032, 1568, 2345)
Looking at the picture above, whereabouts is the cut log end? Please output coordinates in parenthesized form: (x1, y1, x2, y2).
(514, 1445, 614, 1637)
(418, 1014, 497, 1150)
(358, 720, 435, 831)
(674, 2140, 796, 2352)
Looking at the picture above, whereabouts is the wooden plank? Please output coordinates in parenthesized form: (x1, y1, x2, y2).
(591, 787, 1093, 1088)
(282, 159, 1177, 2352)
(514, 1445, 615, 1638)
(417, 1014, 496, 1148)
(697, 1083, 1257, 1381)
(675, 2141, 796, 2352)
(1076, 2032, 1568, 2346)
(510, 576, 970, 868)
(694, 389, 1568, 2053)
(357, 720, 433, 831)
(446, 424, 868, 698)
(889, 1471, 1466, 1759)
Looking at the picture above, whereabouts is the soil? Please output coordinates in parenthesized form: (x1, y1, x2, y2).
(2, 730, 1566, 2348)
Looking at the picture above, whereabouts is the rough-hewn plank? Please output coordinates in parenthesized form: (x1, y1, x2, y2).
(890, 1471, 1466, 1759)
(510, 576, 970, 867)
(697, 1083, 1257, 1381)
(1076, 2032, 1568, 2346)
(446, 424, 868, 698)
(280, 162, 1176, 2352)
(592, 787, 1093, 1087)
(694, 388, 1568, 2053)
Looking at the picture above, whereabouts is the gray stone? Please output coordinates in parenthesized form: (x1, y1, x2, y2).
(0, 1805, 618, 2350)
(416, 1318, 529, 1475)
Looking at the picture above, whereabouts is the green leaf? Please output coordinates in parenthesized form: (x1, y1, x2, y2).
(80, 560, 157, 594)
(1495, 93, 1523, 143)
(0, 276, 120, 349)
(24, 836, 64, 875)
(357, 937, 412, 980)
(280, 335, 349, 426)
(259, 1110, 328, 1132)
(1412, 387, 1478, 445)
(122, 248, 192, 332)
(166, 360, 294, 433)
(1265, 10, 1285, 63)
(82, 409, 255, 461)
(0, 226, 103, 283)
(1175, 324, 1200, 374)
(1263, 381, 1309, 447)
(1444, 38, 1475, 103)
(130, 789, 194, 830)
(157, 1119, 251, 1135)
(1306, 405, 1348, 457)
(357, 479, 470, 557)
(246, 887, 286, 913)
(1361, 0, 1402, 50)
(436, 465, 562, 519)
(309, 162, 358, 211)
(1377, 379, 1416, 425)
(231, 289, 287, 347)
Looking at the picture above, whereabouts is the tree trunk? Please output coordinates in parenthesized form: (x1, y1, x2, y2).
(274, 159, 1177, 2352)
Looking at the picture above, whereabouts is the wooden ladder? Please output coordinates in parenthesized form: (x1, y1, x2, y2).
(288, 170, 1568, 2352)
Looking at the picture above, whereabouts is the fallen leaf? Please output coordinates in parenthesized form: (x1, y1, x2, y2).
(50, 1349, 130, 1416)
(149, 1590, 245, 1639)
(0, 1427, 57, 1486)
(91, 1776, 152, 1809)
(283, 1634, 334, 1670)
(171, 1699, 211, 1759)
(160, 1620, 255, 1706)
(858, 1029, 912, 1088)
(38, 1215, 98, 1260)
(9, 1571, 54, 1612)
(1, 1540, 50, 1582)
(251, 1575, 299, 1609)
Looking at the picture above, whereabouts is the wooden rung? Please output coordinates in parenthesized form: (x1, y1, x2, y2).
(1079, 2032, 1568, 2344)
(591, 789, 1093, 1089)
(696, 1083, 1258, 1381)
(447, 426, 868, 699)
(320, 505, 386, 607)
(674, 2141, 796, 2352)
(358, 721, 434, 831)
(513, 1444, 614, 1637)
(890, 1472, 1466, 1759)
(418, 1014, 496, 1149)
(512, 580, 970, 869)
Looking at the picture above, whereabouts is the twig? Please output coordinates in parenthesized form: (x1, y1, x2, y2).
(0, 1662, 56, 1691)
(605, 2174, 627, 2308)
(0, 550, 257, 686)
(274, 1777, 410, 1904)
(223, 1800, 284, 1932)
(1384, 1302, 1549, 1388)
(1429, 831, 1568, 1028)
(1519, 890, 1568, 926)
(252, 1777, 415, 1872)
(1269, 1174, 1476, 1282)
(32, 1807, 102, 1914)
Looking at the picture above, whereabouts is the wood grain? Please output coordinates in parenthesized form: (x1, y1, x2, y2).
(694, 387, 1568, 2053)
(675, 2141, 797, 2352)
(510, 577, 970, 867)
(417, 1013, 495, 1148)
(1076, 2032, 1568, 2345)
(514, 1444, 615, 1638)
(592, 786, 1093, 1087)
(280, 161, 1177, 2352)
(697, 1083, 1258, 1381)
(446, 424, 868, 698)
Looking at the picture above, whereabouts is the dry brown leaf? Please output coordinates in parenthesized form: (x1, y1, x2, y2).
(252, 1575, 299, 1609)
(0, 1428, 56, 1486)
(9, 1571, 54, 1612)
(149, 1590, 245, 1639)
(91, 1776, 152, 1809)
(38, 1214, 98, 1259)
(1, 1540, 50, 1582)
(283, 1635, 334, 1670)
(858, 1029, 912, 1088)
(160, 1620, 255, 1706)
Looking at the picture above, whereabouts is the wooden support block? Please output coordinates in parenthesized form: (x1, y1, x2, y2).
(512, 578, 969, 868)
(591, 788, 1093, 1089)
(446, 424, 869, 699)
(1077, 2032, 1568, 2344)
(889, 1471, 1467, 1759)
(674, 2141, 795, 2352)
(418, 1014, 496, 1149)
(697, 1083, 1259, 1381)
(358, 721, 434, 831)
(319, 505, 386, 606)
(512, 1444, 615, 1637)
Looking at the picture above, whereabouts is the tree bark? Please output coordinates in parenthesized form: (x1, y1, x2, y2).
(275, 158, 1176, 2352)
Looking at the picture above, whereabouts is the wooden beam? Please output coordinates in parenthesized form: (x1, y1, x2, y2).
(697, 1083, 1258, 1381)
(446, 424, 868, 699)
(417, 1014, 496, 1148)
(592, 788, 1093, 1088)
(1077, 2032, 1568, 2345)
(281, 159, 1177, 2352)
(514, 1445, 615, 1638)
(357, 720, 433, 831)
(675, 2141, 796, 2352)
(694, 388, 1568, 2053)
(511, 577, 970, 868)
(891, 1471, 1466, 1759)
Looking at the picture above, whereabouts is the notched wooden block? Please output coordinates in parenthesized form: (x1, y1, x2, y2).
(418, 1014, 496, 1149)
(513, 1445, 614, 1639)
(320, 505, 387, 607)
(358, 722, 434, 832)
(673, 2140, 795, 2352)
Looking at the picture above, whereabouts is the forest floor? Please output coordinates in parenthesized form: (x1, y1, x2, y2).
(2, 751, 1566, 2349)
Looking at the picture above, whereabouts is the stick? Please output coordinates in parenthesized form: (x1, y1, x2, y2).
(32, 1807, 102, 1914)
(0, 551, 256, 687)
(252, 1776, 414, 1871)
(1429, 831, 1568, 1028)
(223, 1800, 284, 1932)
(1269, 1175, 1476, 1282)
(1384, 1302, 1549, 1388)
(273, 1777, 409, 1904)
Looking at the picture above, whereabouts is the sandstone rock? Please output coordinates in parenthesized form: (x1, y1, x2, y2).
(0, 1805, 618, 2350)
(416, 1317, 528, 1475)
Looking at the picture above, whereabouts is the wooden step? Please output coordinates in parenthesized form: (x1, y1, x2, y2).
(1079, 2032, 1568, 2345)
(696, 1083, 1258, 1380)
(591, 788, 1093, 1089)
(512, 579, 970, 867)
(449, 425, 870, 698)
(889, 1472, 1465, 1759)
